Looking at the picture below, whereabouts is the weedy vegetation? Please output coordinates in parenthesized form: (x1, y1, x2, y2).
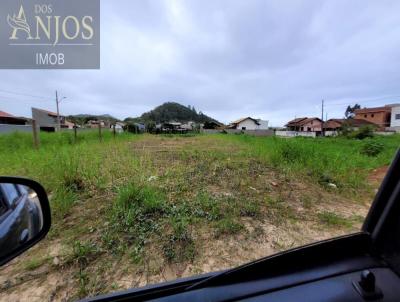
(0, 130, 399, 299)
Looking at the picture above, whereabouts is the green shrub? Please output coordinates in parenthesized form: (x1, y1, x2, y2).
(279, 142, 302, 163)
(351, 125, 375, 140)
(361, 140, 384, 157)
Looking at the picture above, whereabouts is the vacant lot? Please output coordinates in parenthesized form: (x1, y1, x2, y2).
(0, 132, 399, 301)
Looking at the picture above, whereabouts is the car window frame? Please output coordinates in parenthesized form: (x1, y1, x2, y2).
(0, 186, 12, 223)
(0, 183, 23, 208)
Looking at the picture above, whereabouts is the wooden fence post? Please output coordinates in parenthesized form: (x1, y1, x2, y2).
(113, 124, 116, 138)
(98, 123, 102, 141)
(32, 120, 40, 149)
(74, 123, 77, 142)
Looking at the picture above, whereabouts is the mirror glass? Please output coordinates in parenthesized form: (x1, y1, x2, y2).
(0, 183, 44, 259)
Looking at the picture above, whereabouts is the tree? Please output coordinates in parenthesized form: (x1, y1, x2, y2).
(145, 121, 156, 133)
(345, 104, 361, 119)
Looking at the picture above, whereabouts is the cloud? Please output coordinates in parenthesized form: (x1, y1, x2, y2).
(1, 0, 400, 126)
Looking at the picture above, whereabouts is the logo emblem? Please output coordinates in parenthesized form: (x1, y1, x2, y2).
(7, 6, 32, 40)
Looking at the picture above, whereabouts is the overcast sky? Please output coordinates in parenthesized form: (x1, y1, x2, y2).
(1, 0, 400, 126)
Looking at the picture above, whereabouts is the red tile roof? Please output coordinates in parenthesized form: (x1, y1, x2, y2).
(0, 110, 15, 118)
(354, 106, 391, 114)
(324, 118, 377, 129)
(286, 117, 322, 127)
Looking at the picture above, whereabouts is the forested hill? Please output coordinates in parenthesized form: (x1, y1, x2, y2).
(125, 102, 220, 124)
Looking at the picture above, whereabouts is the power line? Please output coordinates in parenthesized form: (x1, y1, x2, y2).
(324, 95, 400, 108)
(0, 94, 48, 102)
(0, 88, 51, 100)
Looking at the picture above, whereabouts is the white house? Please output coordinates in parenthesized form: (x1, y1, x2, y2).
(228, 117, 269, 130)
(111, 122, 125, 133)
(390, 105, 400, 132)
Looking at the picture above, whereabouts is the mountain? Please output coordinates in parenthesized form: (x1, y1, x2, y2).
(125, 102, 220, 124)
(67, 114, 120, 125)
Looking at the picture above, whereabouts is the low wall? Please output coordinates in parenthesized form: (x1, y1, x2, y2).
(275, 131, 316, 138)
(375, 131, 395, 136)
(0, 124, 32, 134)
(203, 129, 274, 136)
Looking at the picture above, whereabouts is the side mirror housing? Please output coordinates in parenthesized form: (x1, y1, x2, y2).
(0, 176, 51, 266)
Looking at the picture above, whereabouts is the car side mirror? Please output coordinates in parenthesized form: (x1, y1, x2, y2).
(0, 177, 51, 266)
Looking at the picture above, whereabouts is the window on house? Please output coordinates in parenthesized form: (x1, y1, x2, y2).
(364, 114, 367, 118)
(242, 127, 246, 130)
(396, 114, 400, 120)
(371, 114, 375, 118)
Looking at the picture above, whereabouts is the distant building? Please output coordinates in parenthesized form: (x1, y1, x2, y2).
(110, 122, 125, 133)
(389, 105, 400, 132)
(203, 121, 223, 130)
(228, 117, 269, 130)
(354, 106, 391, 130)
(32, 107, 72, 131)
(86, 120, 107, 128)
(0, 111, 28, 125)
(134, 123, 145, 132)
(323, 119, 377, 135)
(285, 117, 323, 133)
(180, 121, 195, 130)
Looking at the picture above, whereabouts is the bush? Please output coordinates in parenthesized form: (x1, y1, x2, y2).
(279, 142, 302, 163)
(361, 140, 384, 157)
(351, 125, 375, 140)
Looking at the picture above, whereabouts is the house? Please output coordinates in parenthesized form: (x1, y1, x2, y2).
(203, 121, 223, 130)
(86, 120, 106, 128)
(32, 107, 70, 131)
(111, 122, 125, 133)
(159, 121, 188, 133)
(0, 111, 28, 125)
(64, 120, 75, 129)
(285, 117, 323, 133)
(228, 117, 269, 130)
(323, 118, 377, 136)
(354, 106, 391, 130)
(181, 121, 195, 130)
(134, 123, 145, 133)
(389, 104, 400, 132)
(323, 118, 377, 131)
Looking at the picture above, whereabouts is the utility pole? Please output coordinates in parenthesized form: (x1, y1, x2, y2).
(55, 91, 67, 132)
(321, 99, 325, 137)
(56, 90, 60, 131)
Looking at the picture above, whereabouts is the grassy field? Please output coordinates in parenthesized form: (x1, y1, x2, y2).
(0, 131, 399, 301)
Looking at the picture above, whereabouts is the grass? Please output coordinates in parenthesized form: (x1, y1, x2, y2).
(214, 217, 244, 237)
(220, 134, 400, 194)
(23, 256, 50, 271)
(0, 131, 399, 299)
(317, 211, 353, 228)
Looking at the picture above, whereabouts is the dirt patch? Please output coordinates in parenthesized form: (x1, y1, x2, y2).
(368, 165, 389, 189)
